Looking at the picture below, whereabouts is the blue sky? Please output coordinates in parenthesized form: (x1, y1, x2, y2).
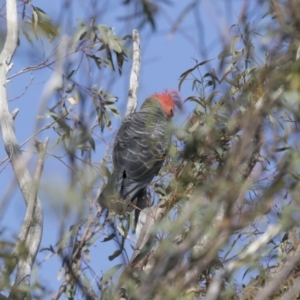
(0, 0, 272, 298)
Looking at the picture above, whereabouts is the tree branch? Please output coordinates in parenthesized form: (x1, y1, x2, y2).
(255, 244, 300, 300)
(0, 1, 44, 298)
(279, 276, 300, 300)
(14, 139, 48, 250)
(8, 139, 47, 299)
(205, 224, 283, 300)
(0, 0, 18, 64)
(125, 29, 141, 117)
(131, 204, 166, 266)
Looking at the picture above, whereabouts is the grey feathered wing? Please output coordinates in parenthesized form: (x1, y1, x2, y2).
(98, 111, 170, 215)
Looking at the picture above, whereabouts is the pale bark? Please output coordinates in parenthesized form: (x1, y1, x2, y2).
(125, 29, 141, 117)
(255, 244, 300, 300)
(0, 0, 44, 298)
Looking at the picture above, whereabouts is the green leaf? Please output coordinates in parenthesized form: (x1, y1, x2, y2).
(245, 66, 257, 76)
(205, 80, 213, 88)
(103, 92, 118, 102)
(89, 136, 96, 151)
(65, 83, 75, 93)
(81, 275, 91, 288)
(102, 264, 123, 283)
(275, 147, 291, 152)
(168, 144, 177, 157)
(100, 165, 111, 179)
(106, 104, 121, 119)
(229, 35, 241, 55)
(108, 38, 122, 53)
(178, 58, 214, 91)
(104, 111, 112, 128)
(218, 50, 231, 59)
(184, 96, 203, 105)
(187, 119, 200, 133)
(38, 21, 59, 40)
(106, 47, 115, 71)
(57, 267, 65, 281)
(72, 26, 87, 48)
(154, 184, 167, 196)
(239, 106, 247, 113)
(108, 250, 122, 261)
(170, 2, 196, 35)
(228, 49, 244, 64)
(206, 91, 219, 103)
(31, 7, 39, 38)
(33, 6, 51, 22)
(116, 51, 124, 75)
(101, 233, 115, 242)
(262, 10, 273, 19)
(191, 78, 201, 91)
(66, 70, 76, 79)
(243, 264, 258, 280)
(67, 91, 79, 105)
(86, 54, 102, 69)
(98, 109, 105, 132)
(268, 114, 276, 127)
(97, 25, 109, 44)
(22, 29, 33, 44)
(117, 226, 125, 237)
(224, 77, 239, 87)
(141, 1, 157, 30)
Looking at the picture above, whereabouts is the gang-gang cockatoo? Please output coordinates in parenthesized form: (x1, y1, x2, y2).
(98, 91, 180, 220)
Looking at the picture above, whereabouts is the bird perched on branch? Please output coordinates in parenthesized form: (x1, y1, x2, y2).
(98, 91, 180, 220)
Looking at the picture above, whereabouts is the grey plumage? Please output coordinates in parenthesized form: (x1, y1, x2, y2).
(98, 96, 173, 216)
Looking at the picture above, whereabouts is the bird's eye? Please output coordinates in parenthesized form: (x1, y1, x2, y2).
(170, 108, 173, 115)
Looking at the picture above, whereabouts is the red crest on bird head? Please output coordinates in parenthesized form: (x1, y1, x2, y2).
(152, 91, 182, 118)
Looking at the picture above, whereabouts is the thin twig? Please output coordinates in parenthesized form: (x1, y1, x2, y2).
(51, 216, 102, 300)
(8, 73, 34, 102)
(0, 114, 68, 166)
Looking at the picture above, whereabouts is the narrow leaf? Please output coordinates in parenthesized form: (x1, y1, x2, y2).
(102, 264, 123, 282)
(108, 249, 122, 261)
(178, 58, 214, 91)
(66, 70, 76, 79)
(230, 35, 241, 55)
(101, 233, 116, 242)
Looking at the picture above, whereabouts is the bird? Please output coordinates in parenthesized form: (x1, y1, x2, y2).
(98, 91, 180, 220)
